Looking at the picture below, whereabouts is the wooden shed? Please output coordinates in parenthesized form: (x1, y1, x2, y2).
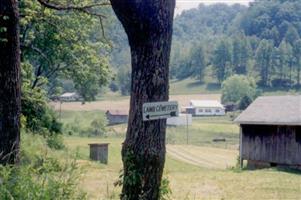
(235, 96, 301, 169)
(106, 110, 128, 125)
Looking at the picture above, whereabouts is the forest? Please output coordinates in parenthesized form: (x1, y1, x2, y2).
(109, 0, 301, 95)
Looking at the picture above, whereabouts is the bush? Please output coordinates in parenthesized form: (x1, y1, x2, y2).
(0, 160, 86, 200)
(109, 81, 119, 92)
(159, 175, 172, 200)
(90, 118, 107, 136)
(221, 75, 259, 108)
(46, 135, 65, 150)
(66, 116, 107, 137)
(117, 66, 131, 96)
(22, 81, 62, 137)
(271, 78, 294, 88)
(21, 64, 62, 138)
(238, 95, 253, 110)
(0, 134, 86, 200)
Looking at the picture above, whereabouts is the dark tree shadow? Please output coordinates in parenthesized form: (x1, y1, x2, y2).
(206, 82, 221, 91)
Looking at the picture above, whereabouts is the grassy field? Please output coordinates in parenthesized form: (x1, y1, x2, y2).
(169, 78, 221, 95)
(51, 93, 221, 112)
(58, 111, 301, 200)
(51, 77, 301, 113)
(167, 116, 239, 149)
(64, 137, 301, 200)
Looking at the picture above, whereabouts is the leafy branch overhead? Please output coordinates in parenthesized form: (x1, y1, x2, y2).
(20, 0, 112, 101)
(36, 0, 110, 39)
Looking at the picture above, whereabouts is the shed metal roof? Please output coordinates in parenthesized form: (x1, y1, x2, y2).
(190, 100, 224, 108)
(60, 92, 77, 97)
(234, 95, 301, 125)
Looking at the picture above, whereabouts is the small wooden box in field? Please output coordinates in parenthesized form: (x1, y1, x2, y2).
(89, 143, 109, 164)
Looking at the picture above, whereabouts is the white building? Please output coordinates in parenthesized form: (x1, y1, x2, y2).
(185, 100, 225, 116)
(59, 92, 80, 102)
(167, 113, 192, 126)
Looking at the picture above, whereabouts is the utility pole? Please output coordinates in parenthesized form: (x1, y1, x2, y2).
(186, 114, 189, 145)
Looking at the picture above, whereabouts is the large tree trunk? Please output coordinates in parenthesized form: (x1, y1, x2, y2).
(110, 1, 175, 199)
(0, 0, 21, 165)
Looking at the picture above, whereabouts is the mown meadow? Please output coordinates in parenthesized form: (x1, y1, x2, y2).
(58, 110, 301, 200)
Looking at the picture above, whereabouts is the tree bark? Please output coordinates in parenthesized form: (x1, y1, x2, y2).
(110, 1, 175, 199)
(0, 0, 21, 165)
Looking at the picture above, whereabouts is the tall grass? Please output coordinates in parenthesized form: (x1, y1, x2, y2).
(0, 133, 87, 200)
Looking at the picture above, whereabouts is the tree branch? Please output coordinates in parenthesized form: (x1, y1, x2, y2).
(21, 44, 52, 65)
(45, 64, 61, 79)
(37, 0, 110, 16)
(32, 64, 43, 89)
(37, 0, 110, 42)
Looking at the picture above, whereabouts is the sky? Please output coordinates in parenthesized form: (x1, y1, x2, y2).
(175, 0, 254, 15)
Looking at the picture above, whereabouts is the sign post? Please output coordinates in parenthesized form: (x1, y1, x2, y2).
(142, 101, 179, 121)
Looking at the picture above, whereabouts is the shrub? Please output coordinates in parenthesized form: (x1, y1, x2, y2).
(90, 118, 107, 136)
(271, 78, 294, 88)
(238, 95, 253, 110)
(21, 64, 62, 138)
(109, 81, 119, 92)
(159, 175, 172, 200)
(0, 160, 86, 200)
(46, 135, 65, 150)
(221, 75, 259, 109)
(117, 66, 131, 96)
(0, 134, 86, 200)
(22, 81, 62, 137)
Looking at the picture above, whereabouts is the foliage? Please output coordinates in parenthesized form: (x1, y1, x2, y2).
(167, 1, 301, 91)
(238, 95, 253, 110)
(232, 34, 251, 75)
(240, 0, 301, 45)
(173, 44, 207, 81)
(19, 0, 110, 101)
(21, 62, 62, 137)
(221, 75, 258, 105)
(62, 111, 108, 137)
(159, 175, 172, 200)
(90, 117, 107, 136)
(0, 134, 86, 200)
(119, 150, 142, 199)
(0, 161, 86, 200)
(212, 38, 232, 83)
(173, 3, 246, 42)
(116, 166, 172, 200)
(255, 39, 274, 86)
(93, 0, 301, 92)
(116, 65, 131, 96)
(109, 81, 119, 92)
(46, 135, 65, 150)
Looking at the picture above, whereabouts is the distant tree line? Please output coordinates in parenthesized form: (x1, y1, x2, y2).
(169, 0, 301, 89)
(98, 0, 301, 95)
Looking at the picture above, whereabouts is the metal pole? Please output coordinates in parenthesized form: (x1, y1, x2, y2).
(59, 100, 62, 121)
(186, 114, 189, 145)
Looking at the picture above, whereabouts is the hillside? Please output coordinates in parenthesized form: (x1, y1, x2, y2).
(105, 0, 301, 97)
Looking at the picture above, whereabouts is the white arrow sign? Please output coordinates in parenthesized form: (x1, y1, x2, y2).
(142, 101, 179, 121)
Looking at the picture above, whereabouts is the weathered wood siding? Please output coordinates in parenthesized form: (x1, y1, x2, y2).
(106, 114, 128, 125)
(89, 143, 109, 164)
(241, 125, 301, 165)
